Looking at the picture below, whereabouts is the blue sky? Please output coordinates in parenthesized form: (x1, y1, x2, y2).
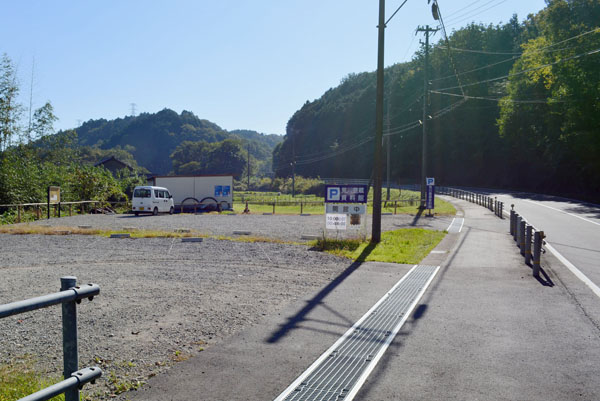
(2, 0, 547, 136)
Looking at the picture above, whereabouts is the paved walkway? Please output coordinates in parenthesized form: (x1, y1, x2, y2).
(130, 198, 600, 400)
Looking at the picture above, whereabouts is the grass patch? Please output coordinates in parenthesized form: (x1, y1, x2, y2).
(314, 228, 446, 264)
(0, 357, 64, 401)
(0, 224, 204, 239)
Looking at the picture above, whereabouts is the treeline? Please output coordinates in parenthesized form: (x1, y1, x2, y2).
(66, 109, 282, 175)
(274, 0, 600, 201)
(0, 53, 146, 207)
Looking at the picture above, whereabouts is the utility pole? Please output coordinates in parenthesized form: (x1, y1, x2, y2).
(291, 136, 296, 197)
(386, 102, 391, 203)
(247, 141, 251, 190)
(416, 25, 438, 208)
(372, 0, 385, 244)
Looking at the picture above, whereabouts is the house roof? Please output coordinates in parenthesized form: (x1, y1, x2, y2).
(94, 156, 133, 170)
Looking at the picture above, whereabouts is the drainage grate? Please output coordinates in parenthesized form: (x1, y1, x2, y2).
(275, 265, 440, 401)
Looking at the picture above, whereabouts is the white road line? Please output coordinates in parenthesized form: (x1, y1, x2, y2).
(545, 243, 600, 299)
(446, 217, 464, 233)
(447, 218, 456, 232)
(524, 200, 600, 226)
(345, 265, 440, 401)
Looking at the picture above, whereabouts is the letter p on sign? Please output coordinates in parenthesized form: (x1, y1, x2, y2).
(328, 187, 340, 201)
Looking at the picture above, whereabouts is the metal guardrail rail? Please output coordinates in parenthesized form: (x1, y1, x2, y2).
(0, 277, 102, 401)
(437, 186, 504, 218)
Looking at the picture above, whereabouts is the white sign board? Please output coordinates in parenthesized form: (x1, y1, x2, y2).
(426, 177, 435, 186)
(326, 203, 366, 215)
(326, 214, 347, 230)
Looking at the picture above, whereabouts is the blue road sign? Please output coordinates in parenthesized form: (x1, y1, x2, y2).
(325, 185, 368, 203)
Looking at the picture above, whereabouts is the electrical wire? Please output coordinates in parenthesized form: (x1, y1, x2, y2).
(443, 0, 484, 19)
(431, 90, 562, 103)
(445, 0, 508, 27)
(433, 0, 467, 98)
(434, 47, 600, 91)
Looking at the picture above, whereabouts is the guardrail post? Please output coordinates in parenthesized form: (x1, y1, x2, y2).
(525, 225, 533, 265)
(273, 202, 275, 214)
(519, 220, 526, 256)
(500, 202, 504, 218)
(533, 231, 544, 277)
(300, 202, 303, 214)
(17, 205, 21, 223)
(69, 204, 72, 216)
(514, 214, 520, 242)
(510, 210, 515, 236)
(61, 276, 79, 401)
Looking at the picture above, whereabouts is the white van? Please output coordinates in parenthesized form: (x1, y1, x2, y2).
(132, 186, 174, 216)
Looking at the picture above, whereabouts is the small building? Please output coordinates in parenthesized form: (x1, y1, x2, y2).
(94, 156, 133, 176)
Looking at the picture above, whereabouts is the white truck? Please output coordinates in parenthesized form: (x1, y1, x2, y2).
(148, 175, 233, 212)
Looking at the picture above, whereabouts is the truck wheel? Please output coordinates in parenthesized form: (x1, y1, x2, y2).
(169, 206, 174, 215)
(153, 207, 158, 216)
(134, 212, 139, 216)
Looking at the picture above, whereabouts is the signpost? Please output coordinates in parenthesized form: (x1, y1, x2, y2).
(48, 186, 60, 219)
(325, 185, 368, 239)
(425, 178, 435, 216)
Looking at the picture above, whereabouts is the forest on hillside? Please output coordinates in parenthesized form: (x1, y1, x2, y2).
(273, 0, 600, 201)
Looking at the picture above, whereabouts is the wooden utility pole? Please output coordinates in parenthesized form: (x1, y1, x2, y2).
(416, 25, 438, 208)
(372, 0, 386, 244)
(247, 141, 250, 190)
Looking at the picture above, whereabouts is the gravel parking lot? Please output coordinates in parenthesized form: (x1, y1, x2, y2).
(0, 212, 452, 399)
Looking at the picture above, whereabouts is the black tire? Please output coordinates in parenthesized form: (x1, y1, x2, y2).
(134, 212, 139, 216)
(199, 197, 218, 212)
(181, 197, 200, 214)
(153, 207, 158, 216)
(169, 206, 174, 215)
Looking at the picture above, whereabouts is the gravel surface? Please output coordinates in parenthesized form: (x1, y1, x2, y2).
(23, 211, 452, 242)
(0, 212, 452, 399)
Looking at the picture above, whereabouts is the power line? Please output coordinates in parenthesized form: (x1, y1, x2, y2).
(432, 56, 518, 82)
(434, 47, 600, 92)
(431, 90, 562, 103)
(433, 1, 467, 98)
(443, 0, 484, 19)
(445, 0, 508, 27)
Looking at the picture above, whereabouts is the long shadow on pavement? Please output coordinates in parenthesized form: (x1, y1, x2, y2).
(265, 243, 376, 343)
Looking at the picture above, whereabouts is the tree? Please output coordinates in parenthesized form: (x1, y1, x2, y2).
(0, 53, 22, 150)
(31, 101, 58, 140)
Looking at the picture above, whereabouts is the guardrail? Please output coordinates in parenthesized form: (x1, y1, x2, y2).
(0, 277, 102, 401)
(437, 187, 504, 218)
(238, 199, 420, 215)
(0, 200, 130, 223)
(509, 208, 546, 277)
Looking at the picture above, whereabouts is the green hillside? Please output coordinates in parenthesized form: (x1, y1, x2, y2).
(274, 0, 600, 201)
(61, 109, 282, 175)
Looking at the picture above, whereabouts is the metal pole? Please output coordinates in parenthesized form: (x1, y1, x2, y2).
(510, 210, 515, 235)
(519, 220, 526, 256)
(371, 0, 385, 244)
(533, 231, 544, 277)
(525, 225, 533, 265)
(61, 276, 79, 401)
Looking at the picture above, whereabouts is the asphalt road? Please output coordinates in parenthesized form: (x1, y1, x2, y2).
(464, 189, 600, 297)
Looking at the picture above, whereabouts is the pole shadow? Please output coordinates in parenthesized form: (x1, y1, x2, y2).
(265, 243, 376, 343)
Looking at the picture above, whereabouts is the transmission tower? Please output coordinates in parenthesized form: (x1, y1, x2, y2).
(130, 103, 137, 117)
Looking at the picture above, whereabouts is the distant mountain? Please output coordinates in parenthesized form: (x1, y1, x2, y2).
(59, 109, 282, 174)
